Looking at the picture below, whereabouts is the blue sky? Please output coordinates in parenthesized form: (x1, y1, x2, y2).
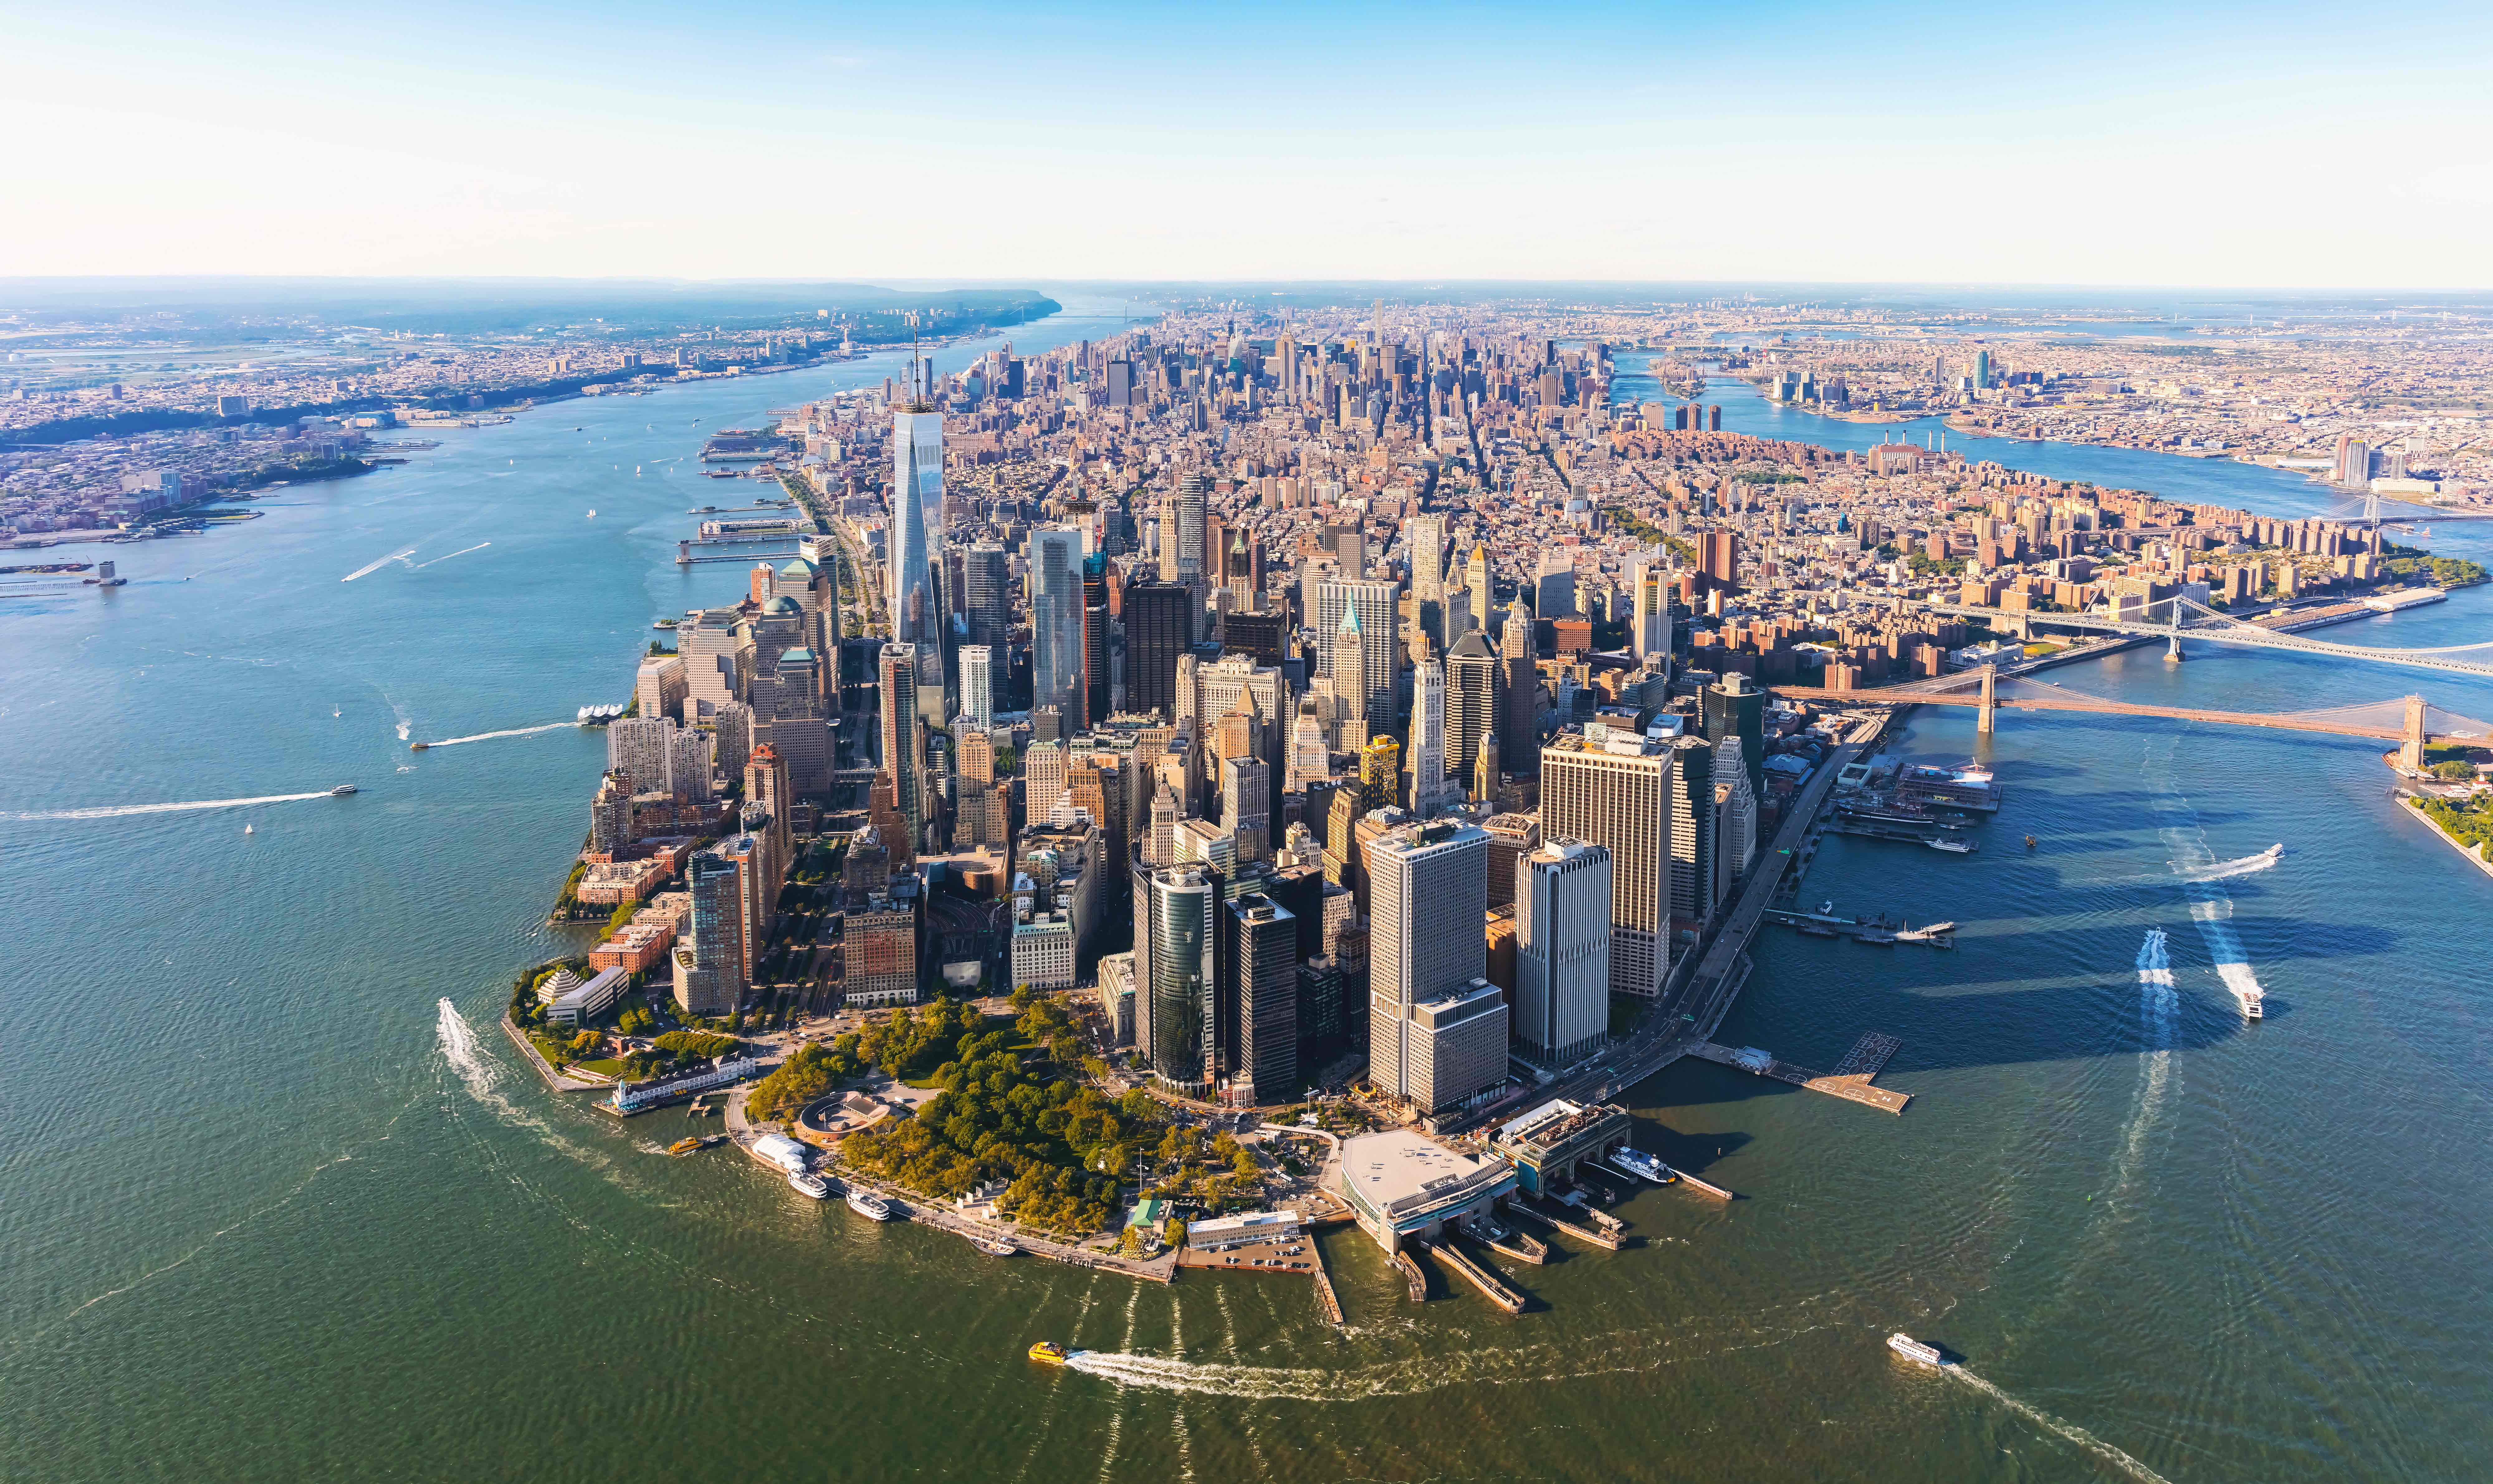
(5, 0, 2490, 286)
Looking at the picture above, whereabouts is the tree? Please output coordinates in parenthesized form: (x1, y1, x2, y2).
(2432, 760, 2474, 781)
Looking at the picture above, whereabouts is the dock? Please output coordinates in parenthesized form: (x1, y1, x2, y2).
(1421, 1239, 1527, 1315)
(1464, 1217, 1548, 1265)
(1670, 1169, 1737, 1201)
(1501, 1197, 1625, 1251)
(1310, 1248, 1344, 1325)
(1687, 1033, 1913, 1115)
(1392, 1248, 1429, 1301)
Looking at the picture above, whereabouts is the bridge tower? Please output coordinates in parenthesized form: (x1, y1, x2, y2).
(1977, 663, 1998, 735)
(2400, 695, 2428, 772)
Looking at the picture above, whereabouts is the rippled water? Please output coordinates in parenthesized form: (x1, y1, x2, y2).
(2, 319, 2489, 1482)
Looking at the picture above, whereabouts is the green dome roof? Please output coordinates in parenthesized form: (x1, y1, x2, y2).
(763, 595, 802, 615)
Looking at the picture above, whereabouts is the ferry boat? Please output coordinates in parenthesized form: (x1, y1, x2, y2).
(1893, 921, 1956, 942)
(1027, 1341, 1070, 1366)
(1925, 837, 1979, 855)
(788, 1171, 833, 1200)
(846, 1189, 895, 1222)
(330, 784, 358, 796)
(1607, 1147, 1675, 1184)
(1887, 1333, 1948, 1368)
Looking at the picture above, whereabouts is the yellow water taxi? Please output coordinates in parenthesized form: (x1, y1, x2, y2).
(1027, 1341, 1069, 1366)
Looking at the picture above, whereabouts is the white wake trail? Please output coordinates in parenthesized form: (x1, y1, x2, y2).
(2172, 843, 2283, 884)
(436, 998, 499, 1098)
(1946, 1367, 2174, 1484)
(410, 542, 490, 569)
(3, 790, 334, 821)
(341, 548, 416, 582)
(420, 722, 575, 747)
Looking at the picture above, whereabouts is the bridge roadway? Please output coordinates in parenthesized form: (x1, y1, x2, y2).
(1829, 688, 2409, 741)
(1929, 601, 2493, 678)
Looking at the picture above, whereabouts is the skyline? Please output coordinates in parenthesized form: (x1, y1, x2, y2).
(7, 1, 2493, 287)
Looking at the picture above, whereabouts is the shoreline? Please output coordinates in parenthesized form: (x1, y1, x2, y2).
(499, 1010, 613, 1093)
(2397, 796, 2493, 882)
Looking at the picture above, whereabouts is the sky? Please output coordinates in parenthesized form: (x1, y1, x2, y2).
(5, 0, 2492, 289)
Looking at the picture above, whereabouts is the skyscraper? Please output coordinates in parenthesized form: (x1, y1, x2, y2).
(1404, 651, 1447, 817)
(960, 645, 994, 731)
(1699, 531, 1739, 591)
(1627, 551, 1672, 664)
(1498, 615, 1540, 778)
(1226, 893, 1299, 1101)
(1123, 582, 1192, 720)
(1534, 550, 1577, 620)
(1318, 579, 1398, 726)
(1539, 730, 1675, 998)
(1445, 629, 1499, 794)
(1667, 735, 1716, 933)
(1514, 839, 1611, 1068)
(1174, 473, 1208, 582)
(891, 410, 943, 646)
(1031, 527, 1084, 725)
(1701, 672, 1766, 799)
(964, 541, 1009, 650)
(1407, 513, 1447, 604)
(1466, 543, 1492, 635)
(675, 851, 747, 1016)
(1141, 865, 1218, 1093)
(1365, 818, 1503, 1111)
(877, 642, 923, 850)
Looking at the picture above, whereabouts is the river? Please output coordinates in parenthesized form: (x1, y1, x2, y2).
(2, 311, 2489, 1482)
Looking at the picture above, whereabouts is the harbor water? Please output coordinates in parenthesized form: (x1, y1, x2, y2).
(3, 316, 2490, 1482)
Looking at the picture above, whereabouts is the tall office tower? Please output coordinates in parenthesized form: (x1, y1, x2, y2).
(713, 700, 752, 787)
(1318, 579, 1398, 725)
(1481, 811, 1542, 908)
(1123, 582, 1192, 719)
(2333, 433, 2372, 487)
(1194, 655, 1286, 773)
(1031, 528, 1085, 725)
(1466, 543, 1492, 634)
(1700, 530, 1739, 590)
(1143, 865, 1219, 1092)
(1475, 730, 1500, 804)
(1220, 526, 1256, 611)
(744, 741, 793, 901)
(1404, 652, 1448, 817)
(1360, 735, 1402, 810)
(1284, 695, 1332, 792)
(1701, 672, 1766, 799)
(1540, 730, 1675, 998)
(1226, 893, 1299, 1102)
(1972, 349, 1993, 390)
(1275, 331, 1297, 397)
(1498, 615, 1541, 778)
(677, 607, 748, 716)
(1515, 839, 1612, 1069)
(964, 541, 1010, 649)
(956, 727, 993, 786)
(877, 642, 923, 850)
(1174, 473, 1209, 582)
(1534, 550, 1577, 620)
(1365, 818, 1500, 1111)
(1444, 629, 1499, 794)
(1148, 784, 1180, 868)
(1627, 552, 1672, 664)
(1711, 736, 1757, 898)
(891, 410, 943, 647)
(960, 645, 994, 730)
(1105, 357, 1134, 407)
(1667, 735, 1717, 932)
(1408, 514, 1447, 604)
(1328, 604, 1369, 749)
(1329, 521, 1364, 576)
(765, 647, 831, 796)
(1024, 739, 1067, 823)
(607, 716, 674, 795)
(1223, 756, 1271, 864)
(675, 851, 747, 1016)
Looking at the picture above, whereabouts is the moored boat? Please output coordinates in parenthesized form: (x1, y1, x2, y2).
(846, 1189, 894, 1221)
(1607, 1147, 1674, 1184)
(788, 1171, 833, 1199)
(1925, 837, 1978, 854)
(977, 1238, 1019, 1256)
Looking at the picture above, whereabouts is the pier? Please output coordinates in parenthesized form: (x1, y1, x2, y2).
(1669, 1169, 1737, 1201)
(1501, 1197, 1626, 1251)
(1420, 1239, 1527, 1315)
(1310, 1247, 1344, 1324)
(1687, 1033, 1913, 1115)
(1392, 1248, 1429, 1301)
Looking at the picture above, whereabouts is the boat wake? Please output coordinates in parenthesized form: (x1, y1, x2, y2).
(3, 790, 334, 821)
(409, 541, 490, 569)
(341, 548, 417, 582)
(2113, 930, 2180, 1199)
(436, 997, 499, 1098)
(1945, 1367, 2174, 1484)
(420, 722, 574, 748)
(2172, 843, 2282, 883)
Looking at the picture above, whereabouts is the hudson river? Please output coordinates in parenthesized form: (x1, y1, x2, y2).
(3, 324, 2489, 1482)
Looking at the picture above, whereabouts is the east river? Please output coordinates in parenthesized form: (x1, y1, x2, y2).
(3, 321, 2490, 1482)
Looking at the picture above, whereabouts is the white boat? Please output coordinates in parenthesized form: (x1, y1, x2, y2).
(1925, 837, 1978, 855)
(1887, 1333, 1948, 1367)
(242, 824, 254, 835)
(787, 1171, 832, 1199)
(846, 1189, 895, 1222)
(1894, 921, 1955, 941)
(1607, 1147, 1675, 1184)
(977, 1238, 1019, 1256)
(2232, 983, 2266, 1020)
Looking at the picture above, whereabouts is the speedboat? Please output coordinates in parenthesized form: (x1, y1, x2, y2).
(1925, 837, 1978, 854)
(846, 1189, 894, 1222)
(330, 784, 358, 796)
(1887, 1333, 1947, 1367)
(788, 1171, 833, 1199)
(1027, 1341, 1069, 1366)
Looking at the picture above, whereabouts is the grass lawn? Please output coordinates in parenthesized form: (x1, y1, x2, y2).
(574, 1058, 624, 1078)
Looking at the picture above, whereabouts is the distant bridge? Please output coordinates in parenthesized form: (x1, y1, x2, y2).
(1821, 667, 2492, 768)
(1929, 596, 2493, 678)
